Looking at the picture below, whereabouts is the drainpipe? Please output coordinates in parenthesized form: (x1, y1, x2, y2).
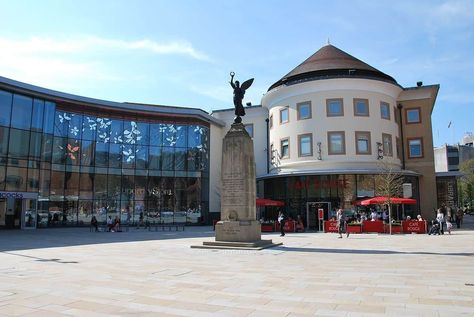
(265, 118, 270, 174)
(397, 103, 406, 170)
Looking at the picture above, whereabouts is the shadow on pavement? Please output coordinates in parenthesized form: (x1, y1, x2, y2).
(0, 226, 215, 252)
(274, 246, 474, 257)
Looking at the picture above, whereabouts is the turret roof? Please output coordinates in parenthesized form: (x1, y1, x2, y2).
(268, 44, 398, 90)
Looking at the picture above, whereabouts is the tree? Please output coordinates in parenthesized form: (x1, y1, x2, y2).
(375, 159, 404, 234)
(459, 158, 474, 208)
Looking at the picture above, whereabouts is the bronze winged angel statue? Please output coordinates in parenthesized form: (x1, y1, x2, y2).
(229, 72, 254, 123)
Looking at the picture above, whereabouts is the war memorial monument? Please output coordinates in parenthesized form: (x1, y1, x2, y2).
(192, 73, 280, 250)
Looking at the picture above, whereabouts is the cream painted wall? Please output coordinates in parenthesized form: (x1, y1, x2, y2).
(262, 78, 403, 173)
(434, 147, 449, 172)
(208, 124, 223, 214)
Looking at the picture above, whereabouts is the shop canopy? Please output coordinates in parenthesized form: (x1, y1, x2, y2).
(354, 196, 417, 206)
(256, 198, 285, 207)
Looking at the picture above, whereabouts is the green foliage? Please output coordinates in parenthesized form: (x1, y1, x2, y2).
(460, 158, 474, 184)
(459, 158, 474, 206)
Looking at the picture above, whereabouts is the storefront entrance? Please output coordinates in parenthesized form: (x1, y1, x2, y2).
(0, 192, 38, 230)
(306, 201, 331, 231)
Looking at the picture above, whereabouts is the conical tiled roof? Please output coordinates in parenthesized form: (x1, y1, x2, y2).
(268, 44, 397, 91)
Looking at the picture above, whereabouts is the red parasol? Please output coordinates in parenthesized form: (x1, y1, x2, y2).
(354, 196, 417, 205)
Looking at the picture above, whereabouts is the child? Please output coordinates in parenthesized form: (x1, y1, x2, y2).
(446, 218, 453, 235)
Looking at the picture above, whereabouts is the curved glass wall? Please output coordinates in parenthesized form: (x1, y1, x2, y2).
(0, 88, 210, 227)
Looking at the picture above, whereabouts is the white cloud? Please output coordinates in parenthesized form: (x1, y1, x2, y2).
(0, 35, 210, 93)
(0, 36, 210, 60)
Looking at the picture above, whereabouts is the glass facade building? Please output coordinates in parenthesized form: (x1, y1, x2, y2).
(0, 87, 211, 229)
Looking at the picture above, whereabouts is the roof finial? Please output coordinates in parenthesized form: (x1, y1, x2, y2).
(327, 37, 331, 45)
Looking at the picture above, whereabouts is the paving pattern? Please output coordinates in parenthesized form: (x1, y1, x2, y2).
(0, 217, 473, 317)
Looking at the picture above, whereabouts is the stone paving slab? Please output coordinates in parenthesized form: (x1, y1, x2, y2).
(0, 216, 474, 316)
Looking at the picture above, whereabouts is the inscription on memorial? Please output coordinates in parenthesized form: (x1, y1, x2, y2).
(222, 178, 245, 205)
(220, 227, 239, 236)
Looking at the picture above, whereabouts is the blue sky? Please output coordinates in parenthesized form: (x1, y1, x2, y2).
(0, 0, 473, 147)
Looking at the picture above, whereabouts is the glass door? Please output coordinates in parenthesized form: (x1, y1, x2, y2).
(306, 202, 318, 230)
(21, 199, 37, 229)
(306, 202, 331, 231)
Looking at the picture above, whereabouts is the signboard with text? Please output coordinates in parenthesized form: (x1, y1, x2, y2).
(401, 220, 427, 234)
(324, 220, 338, 233)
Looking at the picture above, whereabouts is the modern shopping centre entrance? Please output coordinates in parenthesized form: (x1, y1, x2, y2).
(0, 192, 38, 229)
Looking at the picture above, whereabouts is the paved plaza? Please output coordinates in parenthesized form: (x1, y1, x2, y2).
(1, 217, 474, 317)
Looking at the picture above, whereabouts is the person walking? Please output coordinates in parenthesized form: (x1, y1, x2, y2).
(446, 217, 453, 234)
(455, 207, 463, 228)
(336, 209, 346, 238)
(436, 208, 445, 235)
(278, 210, 286, 237)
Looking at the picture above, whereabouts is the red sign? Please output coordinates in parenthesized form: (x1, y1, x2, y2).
(318, 209, 324, 219)
(401, 220, 427, 234)
(324, 220, 338, 233)
(288, 178, 348, 191)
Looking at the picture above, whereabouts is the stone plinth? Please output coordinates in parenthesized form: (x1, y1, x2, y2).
(215, 220, 260, 242)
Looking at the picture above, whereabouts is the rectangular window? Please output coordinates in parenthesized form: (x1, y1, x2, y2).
(5, 166, 27, 191)
(297, 102, 312, 120)
(79, 172, 94, 199)
(135, 145, 148, 169)
(298, 133, 312, 157)
(354, 98, 369, 116)
(380, 102, 390, 120)
(31, 99, 44, 132)
(270, 143, 275, 163)
(382, 133, 393, 156)
(43, 101, 56, 134)
(269, 115, 273, 129)
(11, 94, 33, 129)
(149, 146, 161, 170)
(8, 128, 31, 159)
(280, 107, 289, 124)
(355, 131, 371, 155)
(244, 124, 254, 137)
(328, 131, 345, 155)
(29, 132, 43, 160)
(408, 138, 423, 158)
(406, 108, 421, 123)
(326, 98, 344, 117)
(0, 90, 12, 127)
(280, 138, 289, 159)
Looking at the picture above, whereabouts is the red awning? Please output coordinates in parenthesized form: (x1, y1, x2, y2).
(256, 198, 285, 207)
(354, 196, 417, 205)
